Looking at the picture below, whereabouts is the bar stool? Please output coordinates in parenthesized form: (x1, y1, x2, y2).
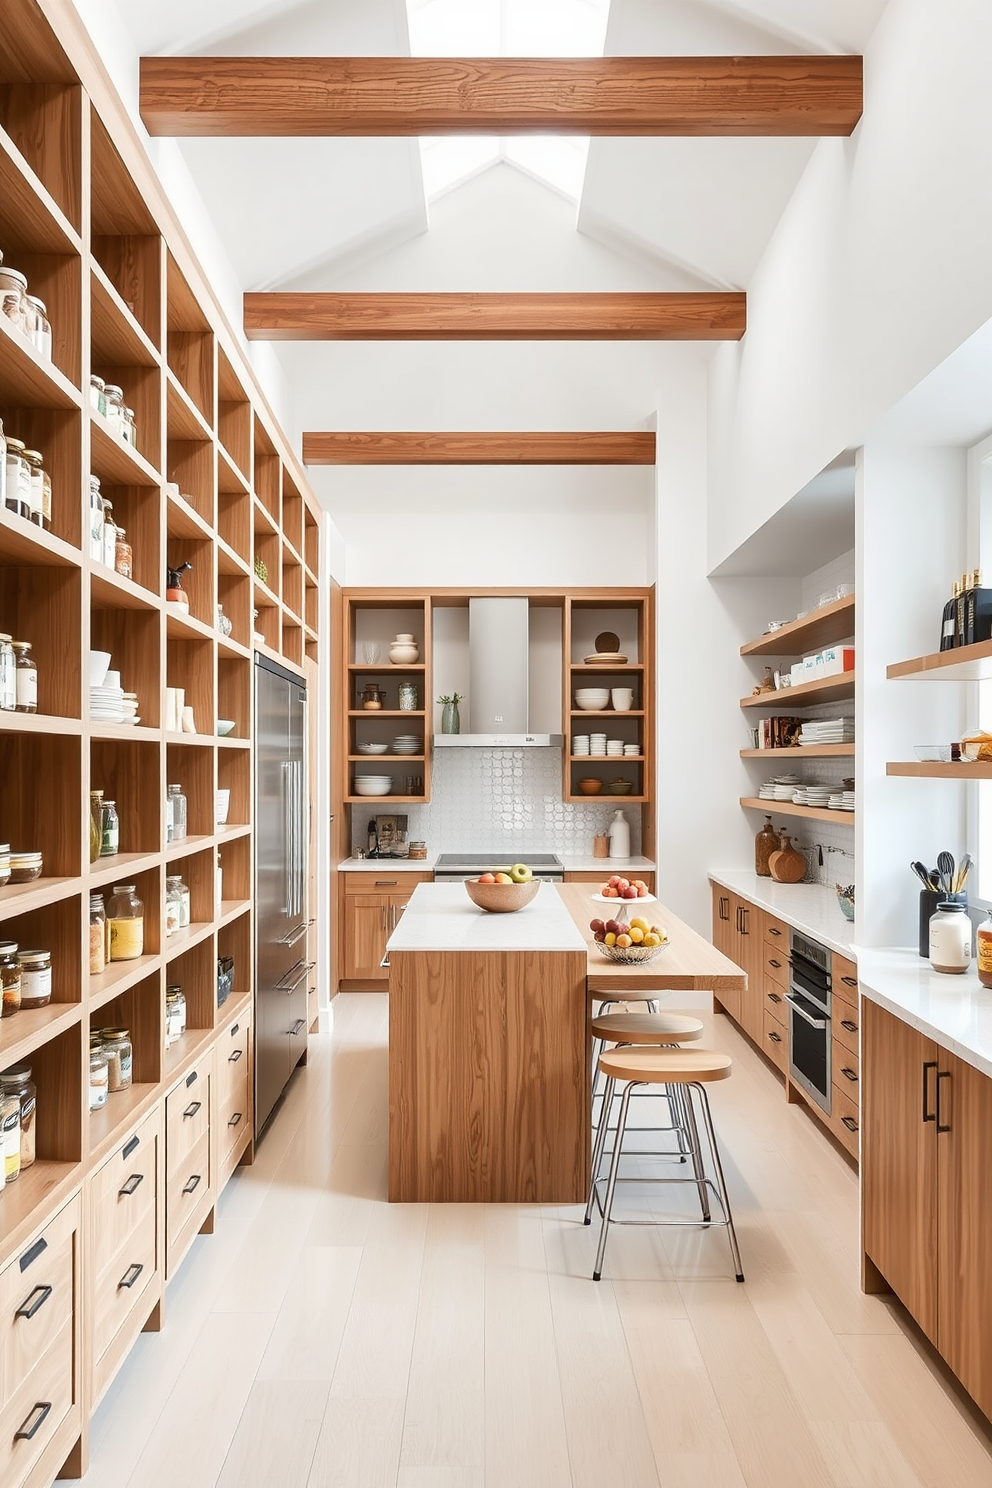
(586, 1046, 744, 1284)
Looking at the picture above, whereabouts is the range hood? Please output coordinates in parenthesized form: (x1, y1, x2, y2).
(433, 597, 563, 748)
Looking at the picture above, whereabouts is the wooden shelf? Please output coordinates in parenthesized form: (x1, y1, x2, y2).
(0, 710, 82, 736)
(167, 488, 213, 541)
(91, 410, 162, 487)
(0, 506, 81, 568)
(0, 125, 82, 254)
(0, 1161, 83, 1260)
(215, 823, 251, 845)
(218, 897, 251, 927)
(217, 735, 250, 749)
(166, 368, 213, 442)
(89, 853, 160, 889)
(348, 662, 426, 673)
(165, 606, 215, 642)
(163, 920, 215, 956)
(887, 638, 992, 682)
(163, 1025, 215, 1085)
(740, 593, 855, 657)
(740, 744, 855, 758)
(216, 535, 251, 578)
(347, 709, 426, 719)
(89, 953, 162, 1011)
(0, 875, 82, 922)
(0, 1003, 82, 1071)
(90, 561, 160, 612)
(164, 835, 214, 863)
(740, 671, 856, 709)
(570, 663, 643, 673)
(91, 262, 158, 368)
(0, 311, 82, 408)
(886, 761, 992, 779)
(89, 722, 160, 743)
(349, 753, 425, 763)
(218, 633, 251, 661)
(569, 709, 645, 719)
(740, 796, 855, 826)
(570, 754, 644, 763)
(218, 443, 250, 495)
(253, 575, 280, 609)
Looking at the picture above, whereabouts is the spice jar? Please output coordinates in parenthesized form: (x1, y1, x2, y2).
(115, 527, 132, 580)
(0, 942, 20, 1017)
(89, 474, 104, 561)
(177, 874, 190, 927)
(0, 266, 27, 327)
(929, 900, 972, 974)
(17, 950, 51, 1009)
(89, 375, 107, 417)
(4, 437, 28, 520)
(123, 407, 137, 448)
(0, 1087, 21, 1183)
(39, 464, 51, 531)
(166, 783, 187, 842)
(101, 499, 115, 567)
(165, 985, 187, 1047)
(89, 894, 106, 975)
(100, 799, 119, 857)
(0, 1067, 36, 1169)
(24, 295, 51, 360)
(0, 634, 15, 711)
(165, 876, 182, 937)
(13, 642, 37, 713)
(103, 1029, 132, 1092)
(89, 789, 104, 864)
(22, 449, 44, 526)
(107, 884, 143, 961)
(8, 852, 42, 883)
(89, 1051, 109, 1110)
(103, 383, 125, 437)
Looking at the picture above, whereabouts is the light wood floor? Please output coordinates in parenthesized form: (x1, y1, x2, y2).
(77, 996, 992, 1488)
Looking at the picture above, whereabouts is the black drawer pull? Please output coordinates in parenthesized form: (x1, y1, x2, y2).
(767, 926, 782, 937)
(15, 1401, 51, 1442)
(228, 1048, 243, 1063)
(183, 1100, 202, 1119)
(841, 1066, 858, 1083)
(15, 1284, 52, 1320)
(767, 992, 782, 1003)
(19, 1237, 47, 1273)
(767, 958, 782, 969)
(186, 1070, 198, 1088)
(841, 975, 858, 989)
(182, 1173, 202, 1196)
(123, 1134, 140, 1160)
(767, 1031, 782, 1044)
(230, 1022, 240, 1037)
(841, 1116, 859, 1133)
(228, 1111, 243, 1129)
(119, 1172, 144, 1198)
(119, 1263, 144, 1290)
(840, 1019, 858, 1034)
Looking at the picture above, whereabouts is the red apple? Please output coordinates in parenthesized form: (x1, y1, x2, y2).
(593, 931, 606, 942)
(590, 918, 605, 934)
(605, 920, 621, 935)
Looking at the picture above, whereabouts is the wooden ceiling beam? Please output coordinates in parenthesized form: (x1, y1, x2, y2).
(244, 292, 746, 342)
(139, 55, 863, 138)
(302, 431, 657, 466)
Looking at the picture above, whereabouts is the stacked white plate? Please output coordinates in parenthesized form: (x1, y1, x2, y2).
(353, 775, 392, 796)
(392, 735, 422, 754)
(799, 718, 855, 745)
(120, 692, 139, 726)
(572, 735, 590, 755)
(623, 743, 639, 757)
(758, 774, 801, 800)
(90, 684, 125, 724)
(828, 790, 856, 811)
(607, 739, 624, 756)
(792, 785, 833, 806)
(589, 733, 607, 757)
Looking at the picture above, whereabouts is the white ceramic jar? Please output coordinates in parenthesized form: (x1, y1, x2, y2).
(928, 900, 972, 974)
(389, 633, 419, 665)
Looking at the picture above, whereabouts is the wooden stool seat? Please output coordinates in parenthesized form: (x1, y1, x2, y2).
(598, 1047, 733, 1085)
(591, 1012, 704, 1044)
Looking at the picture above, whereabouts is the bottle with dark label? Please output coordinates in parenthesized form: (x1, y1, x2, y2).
(955, 572, 970, 648)
(940, 579, 960, 651)
(965, 568, 992, 646)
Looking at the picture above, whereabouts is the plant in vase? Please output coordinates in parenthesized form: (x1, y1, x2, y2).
(437, 693, 463, 734)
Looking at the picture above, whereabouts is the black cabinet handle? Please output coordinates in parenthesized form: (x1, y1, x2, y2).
(767, 926, 782, 938)
(841, 975, 858, 989)
(768, 1031, 782, 1044)
(841, 1066, 858, 1084)
(228, 1111, 243, 1128)
(768, 958, 782, 969)
(15, 1284, 52, 1320)
(922, 1060, 938, 1122)
(937, 1070, 951, 1134)
(767, 992, 782, 1004)
(841, 1019, 858, 1034)
(841, 1116, 859, 1133)
(123, 1134, 140, 1159)
(741, 907, 750, 935)
(118, 1173, 144, 1198)
(119, 1263, 143, 1290)
(719, 896, 729, 922)
(186, 1070, 198, 1088)
(228, 1049, 243, 1063)
(230, 1022, 240, 1037)
(183, 1100, 201, 1120)
(15, 1401, 51, 1442)
(19, 1237, 47, 1273)
(182, 1174, 202, 1196)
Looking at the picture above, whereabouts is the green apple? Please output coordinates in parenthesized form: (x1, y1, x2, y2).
(509, 863, 533, 884)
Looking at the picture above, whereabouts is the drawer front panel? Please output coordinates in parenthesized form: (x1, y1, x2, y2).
(834, 1000, 860, 1057)
(93, 1202, 157, 1365)
(219, 1074, 250, 1166)
(165, 1060, 211, 1177)
(90, 1107, 160, 1267)
(342, 871, 433, 896)
(763, 979, 787, 1026)
(833, 953, 859, 1004)
(763, 914, 789, 950)
(762, 1008, 788, 1073)
(833, 1046, 860, 1094)
(831, 1080, 860, 1158)
(166, 1129, 211, 1260)
(0, 1197, 77, 1394)
(0, 1322, 73, 1488)
(216, 1015, 251, 1113)
(763, 946, 789, 988)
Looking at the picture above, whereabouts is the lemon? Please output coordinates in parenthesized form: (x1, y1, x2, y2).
(628, 926, 645, 943)
(604, 931, 617, 946)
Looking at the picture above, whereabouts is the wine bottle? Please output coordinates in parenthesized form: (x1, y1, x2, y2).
(940, 579, 960, 652)
(966, 568, 992, 646)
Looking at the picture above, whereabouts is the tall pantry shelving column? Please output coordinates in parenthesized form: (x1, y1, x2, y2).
(0, 4, 322, 1483)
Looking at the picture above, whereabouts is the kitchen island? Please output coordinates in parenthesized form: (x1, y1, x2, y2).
(386, 882, 746, 1203)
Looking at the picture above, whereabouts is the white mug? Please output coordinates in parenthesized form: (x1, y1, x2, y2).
(611, 688, 634, 711)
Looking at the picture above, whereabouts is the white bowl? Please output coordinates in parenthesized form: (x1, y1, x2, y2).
(358, 742, 389, 754)
(217, 719, 236, 737)
(575, 692, 610, 711)
(354, 779, 392, 796)
(89, 650, 112, 687)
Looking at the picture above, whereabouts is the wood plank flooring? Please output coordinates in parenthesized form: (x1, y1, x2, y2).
(77, 996, 992, 1488)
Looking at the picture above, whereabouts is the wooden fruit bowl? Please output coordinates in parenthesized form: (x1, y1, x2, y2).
(464, 878, 541, 913)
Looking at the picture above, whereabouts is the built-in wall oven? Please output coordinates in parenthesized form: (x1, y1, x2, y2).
(787, 930, 832, 1114)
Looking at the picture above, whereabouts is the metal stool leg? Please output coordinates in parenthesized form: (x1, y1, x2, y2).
(593, 1079, 637, 1281)
(693, 1081, 744, 1282)
(675, 1084, 711, 1220)
(585, 1074, 616, 1225)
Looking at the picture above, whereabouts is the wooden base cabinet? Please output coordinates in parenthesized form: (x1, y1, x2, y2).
(863, 1000, 992, 1419)
(341, 872, 433, 986)
(165, 1056, 213, 1281)
(710, 884, 762, 1038)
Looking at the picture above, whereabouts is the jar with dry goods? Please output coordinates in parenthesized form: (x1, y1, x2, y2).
(176, 874, 190, 928)
(0, 942, 20, 1017)
(0, 1088, 21, 1185)
(89, 475, 104, 561)
(0, 845, 9, 888)
(89, 894, 107, 975)
(103, 383, 124, 435)
(101, 499, 115, 567)
(18, 950, 51, 1009)
(4, 437, 30, 520)
(754, 815, 777, 878)
(0, 266, 27, 328)
(100, 799, 119, 857)
(165, 876, 182, 937)
(107, 884, 143, 961)
(166, 784, 187, 842)
(930, 900, 972, 974)
(123, 407, 137, 447)
(89, 1051, 109, 1110)
(0, 634, 15, 712)
(102, 1029, 132, 1092)
(13, 642, 36, 713)
(0, 1066, 36, 1169)
(165, 985, 186, 1047)
(23, 295, 51, 359)
(22, 449, 44, 526)
(115, 528, 133, 580)
(89, 375, 107, 416)
(89, 789, 104, 863)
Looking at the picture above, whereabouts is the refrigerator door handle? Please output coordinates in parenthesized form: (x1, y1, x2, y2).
(279, 967, 310, 996)
(274, 958, 306, 990)
(282, 761, 293, 917)
(278, 920, 309, 948)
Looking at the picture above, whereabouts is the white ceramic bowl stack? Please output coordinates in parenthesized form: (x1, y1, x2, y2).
(572, 734, 590, 755)
(89, 653, 138, 724)
(589, 733, 607, 757)
(574, 688, 610, 711)
(353, 775, 392, 797)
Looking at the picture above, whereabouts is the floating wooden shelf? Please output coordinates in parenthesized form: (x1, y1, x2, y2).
(91, 262, 159, 368)
(886, 761, 992, 779)
(740, 671, 856, 709)
(0, 710, 82, 736)
(887, 638, 992, 682)
(740, 796, 855, 826)
(740, 744, 855, 758)
(88, 853, 162, 889)
(90, 562, 160, 612)
(0, 507, 81, 568)
(740, 594, 855, 657)
(166, 368, 213, 442)
(348, 662, 426, 673)
(0, 875, 83, 921)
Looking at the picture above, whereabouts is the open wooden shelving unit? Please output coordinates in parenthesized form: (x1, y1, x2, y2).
(563, 592, 654, 805)
(886, 634, 992, 780)
(0, 5, 321, 1482)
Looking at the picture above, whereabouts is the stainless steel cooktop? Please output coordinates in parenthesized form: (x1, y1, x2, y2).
(435, 852, 563, 871)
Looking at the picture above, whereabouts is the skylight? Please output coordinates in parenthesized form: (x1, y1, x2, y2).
(406, 0, 610, 204)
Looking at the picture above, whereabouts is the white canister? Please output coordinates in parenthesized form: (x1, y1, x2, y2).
(928, 900, 972, 974)
(611, 688, 634, 711)
(607, 808, 631, 860)
(389, 633, 420, 665)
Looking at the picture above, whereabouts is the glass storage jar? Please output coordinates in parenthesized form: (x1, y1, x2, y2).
(0, 414, 6, 510)
(0, 1088, 21, 1183)
(929, 899, 972, 974)
(165, 985, 187, 1047)
(0, 1067, 36, 1169)
(101, 500, 115, 567)
(0, 844, 9, 888)
(100, 799, 119, 857)
(17, 950, 51, 1009)
(166, 784, 187, 842)
(0, 941, 20, 1017)
(0, 266, 27, 328)
(24, 295, 51, 359)
(115, 527, 132, 580)
(89, 1051, 109, 1110)
(103, 383, 125, 436)
(0, 634, 15, 711)
(89, 474, 104, 560)
(89, 789, 104, 863)
(123, 407, 137, 447)
(13, 642, 37, 714)
(103, 1029, 132, 1092)
(177, 874, 190, 928)
(39, 464, 51, 531)
(165, 876, 182, 937)
(22, 449, 44, 526)
(89, 375, 107, 416)
(107, 884, 143, 961)
(4, 438, 30, 520)
(89, 894, 107, 975)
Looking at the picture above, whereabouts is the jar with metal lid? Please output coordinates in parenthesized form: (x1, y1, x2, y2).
(24, 295, 51, 360)
(165, 985, 187, 1047)
(0, 942, 20, 1017)
(0, 1067, 36, 1168)
(89, 789, 103, 864)
(0, 415, 6, 511)
(101, 499, 115, 567)
(21, 449, 44, 526)
(929, 899, 972, 974)
(0, 1088, 21, 1183)
(166, 784, 187, 842)
(165, 876, 182, 936)
(115, 527, 132, 580)
(123, 407, 137, 448)
(100, 799, 119, 857)
(176, 874, 190, 928)
(0, 846, 10, 888)
(0, 266, 27, 327)
(89, 375, 107, 417)
(108, 885, 143, 961)
(5, 439, 30, 520)
(89, 1051, 109, 1110)
(12, 642, 37, 714)
(0, 634, 15, 712)
(89, 894, 106, 975)
(102, 1029, 132, 1092)
(39, 464, 51, 531)
(89, 474, 105, 561)
(103, 384, 124, 436)
(17, 950, 51, 1009)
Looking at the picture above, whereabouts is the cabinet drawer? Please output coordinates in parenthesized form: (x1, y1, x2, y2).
(166, 1129, 211, 1273)
(762, 1009, 788, 1073)
(833, 953, 859, 1003)
(216, 1014, 251, 1112)
(762, 945, 789, 988)
(834, 1000, 860, 1057)
(763, 914, 789, 949)
(165, 1060, 211, 1177)
(0, 1322, 73, 1488)
(764, 980, 787, 1026)
(0, 1196, 77, 1398)
(219, 1073, 250, 1166)
(342, 871, 432, 896)
(833, 1047, 860, 1093)
(90, 1106, 160, 1267)
(93, 1201, 157, 1365)
(831, 1080, 860, 1157)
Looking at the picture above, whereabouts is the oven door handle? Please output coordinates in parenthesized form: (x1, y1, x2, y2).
(785, 994, 828, 1030)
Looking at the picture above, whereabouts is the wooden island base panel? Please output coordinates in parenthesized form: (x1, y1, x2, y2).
(386, 884, 746, 1204)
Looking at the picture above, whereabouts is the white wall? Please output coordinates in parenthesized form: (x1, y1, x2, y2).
(708, 0, 992, 570)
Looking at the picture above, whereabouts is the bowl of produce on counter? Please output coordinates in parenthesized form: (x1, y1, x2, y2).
(464, 865, 540, 913)
(590, 913, 668, 963)
(592, 874, 655, 902)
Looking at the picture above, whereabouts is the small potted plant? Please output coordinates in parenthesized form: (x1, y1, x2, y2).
(437, 692, 463, 734)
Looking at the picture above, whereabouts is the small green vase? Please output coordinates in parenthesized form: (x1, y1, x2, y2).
(441, 701, 460, 734)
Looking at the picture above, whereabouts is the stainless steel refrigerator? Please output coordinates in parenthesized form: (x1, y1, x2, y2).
(254, 653, 309, 1134)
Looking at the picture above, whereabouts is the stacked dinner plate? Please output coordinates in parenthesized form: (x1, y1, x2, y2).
(589, 733, 607, 757)
(353, 775, 392, 796)
(392, 734, 422, 755)
(90, 682, 125, 724)
(758, 774, 801, 801)
(792, 784, 833, 807)
(828, 789, 856, 811)
(799, 718, 855, 746)
(572, 734, 590, 755)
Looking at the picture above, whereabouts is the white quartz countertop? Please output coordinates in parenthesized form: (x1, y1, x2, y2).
(339, 856, 438, 872)
(708, 869, 856, 959)
(386, 882, 587, 953)
(558, 855, 656, 873)
(855, 948, 992, 1080)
